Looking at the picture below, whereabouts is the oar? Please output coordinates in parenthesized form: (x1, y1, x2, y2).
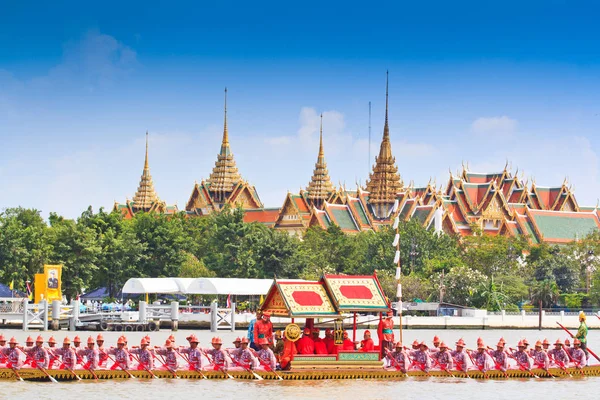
(64, 365, 81, 381)
(466, 350, 488, 379)
(548, 354, 572, 378)
(36, 364, 59, 383)
(557, 322, 600, 362)
(383, 348, 408, 377)
(154, 353, 179, 379)
(201, 350, 234, 379)
(11, 367, 24, 381)
(507, 348, 539, 379)
(131, 353, 158, 379)
(106, 354, 136, 379)
(175, 349, 207, 380)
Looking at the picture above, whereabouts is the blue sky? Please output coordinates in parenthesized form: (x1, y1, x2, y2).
(1, 1, 599, 218)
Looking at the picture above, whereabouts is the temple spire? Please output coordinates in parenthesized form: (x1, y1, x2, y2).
(306, 113, 334, 208)
(365, 72, 403, 219)
(132, 132, 161, 212)
(207, 87, 242, 199)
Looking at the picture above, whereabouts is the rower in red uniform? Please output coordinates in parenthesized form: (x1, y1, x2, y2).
(531, 340, 549, 370)
(256, 338, 277, 371)
(323, 329, 335, 354)
(511, 340, 532, 370)
(131, 337, 154, 371)
(179, 334, 206, 371)
(451, 339, 468, 373)
(490, 340, 508, 372)
(4, 337, 24, 370)
(73, 335, 83, 366)
(47, 336, 59, 369)
(312, 328, 328, 355)
(386, 341, 408, 372)
(254, 311, 274, 347)
(542, 338, 550, 352)
(155, 339, 179, 371)
(96, 334, 109, 368)
(0, 334, 6, 365)
(564, 338, 573, 359)
(571, 339, 587, 368)
(31, 335, 49, 369)
(296, 328, 315, 355)
(468, 341, 492, 373)
(378, 311, 395, 358)
(229, 337, 257, 371)
(409, 341, 431, 372)
(431, 342, 453, 371)
(56, 337, 77, 370)
(358, 330, 375, 352)
(548, 339, 569, 367)
(203, 337, 231, 371)
(108, 336, 131, 370)
(22, 336, 34, 366)
(79, 336, 99, 371)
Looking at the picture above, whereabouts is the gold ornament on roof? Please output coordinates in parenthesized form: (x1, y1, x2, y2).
(306, 113, 334, 208)
(131, 132, 163, 212)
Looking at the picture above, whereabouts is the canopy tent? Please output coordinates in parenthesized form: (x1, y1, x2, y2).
(186, 278, 272, 295)
(322, 274, 389, 312)
(0, 283, 26, 298)
(260, 274, 391, 318)
(121, 278, 194, 294)
(261, 280, 338, 318)
(121, 277, 272, 296)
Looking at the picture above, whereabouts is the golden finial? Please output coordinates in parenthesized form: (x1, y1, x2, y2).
(144, 131, 149, 170)
(318, 113, 324, 158)
(223, 87, 229, 146)
(384, 70, 389, 136)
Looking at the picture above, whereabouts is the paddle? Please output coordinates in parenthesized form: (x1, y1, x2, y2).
(225, 349, 263, 381)
(507, 348, 539, 379)
(106, 354, 136, 379)
(201, 349, 235, 379)
(383, 348, 408, 377)
(35, 363, 59, 383)
(465, 349, 489, 379)
(557, 322, 600, 362)
(175, 349, 208, 380)
(548, 354, 572, 378)
(130, 352, 158, 379)
(429, 353, 455, 378)
(11, 367, 24, 381)
(153, 352, 179, 379)
(64, 365, 81, 381)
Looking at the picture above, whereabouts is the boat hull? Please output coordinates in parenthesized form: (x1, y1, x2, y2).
(2, 365, 600, 381)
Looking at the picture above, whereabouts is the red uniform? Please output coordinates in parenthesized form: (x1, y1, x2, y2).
(31, 346, 50, 369)
(280, 340, 297, 370)
(254, 319, 274, 346)
(296, 336, 315, 355)
(360, 338, 375, 352)
(56, 348, 77, 370)
(323, 337, 336, 354)
(155, 348, 178, 370)
(314, 338, 328, 355)
(378, 316, 395, 357)
(131, 348, 154, 370)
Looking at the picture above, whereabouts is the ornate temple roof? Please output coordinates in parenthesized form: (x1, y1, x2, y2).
(365, 72, 403, 208)
(132, 132, 162, 212)
(206, 88, 242, 194)
(305, 114, 334, 207)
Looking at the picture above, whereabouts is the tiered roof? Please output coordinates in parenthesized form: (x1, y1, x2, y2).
(365, 72, 403, 218)
(206, 88, 242, 196)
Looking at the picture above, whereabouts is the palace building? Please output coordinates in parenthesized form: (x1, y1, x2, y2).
(114, 82, 600, 243)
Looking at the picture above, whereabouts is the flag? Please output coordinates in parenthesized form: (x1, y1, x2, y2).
(9, 280, 14, 291)
(259, 295, 264, 305)
(26, 281, 33, 300)
(226, 294, 231, 308)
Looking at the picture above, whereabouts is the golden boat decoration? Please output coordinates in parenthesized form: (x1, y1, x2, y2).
(2, 365, 600, 381)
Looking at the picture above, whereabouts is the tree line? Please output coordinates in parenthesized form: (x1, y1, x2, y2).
(0, 206, 599, 310)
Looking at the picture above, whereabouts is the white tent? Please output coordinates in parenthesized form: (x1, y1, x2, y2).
(121, 278, 194, 294)
(186, 278, 273, 295)
(121, 277, 272, 295)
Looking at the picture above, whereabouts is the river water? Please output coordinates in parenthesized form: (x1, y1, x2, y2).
(2, 328, 598, 400)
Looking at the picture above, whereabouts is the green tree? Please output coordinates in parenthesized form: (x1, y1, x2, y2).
(530, 279, 560, 308)
(0, 207, 51, 290)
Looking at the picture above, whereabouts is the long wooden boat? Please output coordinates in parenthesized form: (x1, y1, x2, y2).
(2, 365, 600, 381)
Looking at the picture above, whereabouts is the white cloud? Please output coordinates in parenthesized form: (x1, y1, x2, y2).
(471, 116, 518, 135)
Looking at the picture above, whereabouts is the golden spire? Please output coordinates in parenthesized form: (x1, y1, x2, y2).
(306, 113, 334, 208)
(365, 71, 403, 219)
(207, 88, 242, 197)
(132, 131, 161, 212)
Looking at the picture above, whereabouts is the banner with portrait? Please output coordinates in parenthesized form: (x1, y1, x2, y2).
(43, 264, 62, 302)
